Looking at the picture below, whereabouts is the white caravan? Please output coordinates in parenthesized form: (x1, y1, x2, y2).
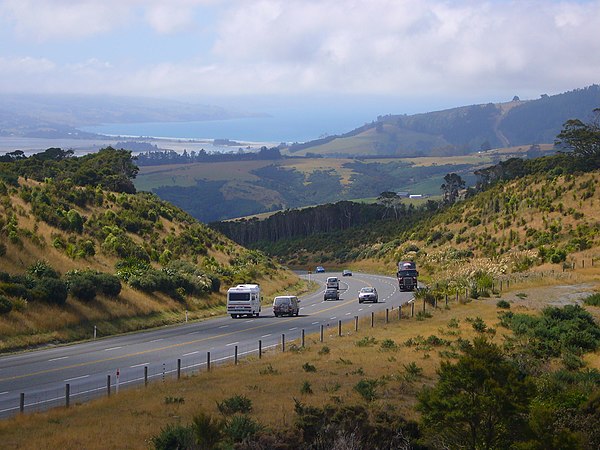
(227, 284, 261, 318)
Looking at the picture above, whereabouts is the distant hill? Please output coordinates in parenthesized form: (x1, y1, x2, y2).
(286, 85, 600, 157)
(0, 94, 259, 139)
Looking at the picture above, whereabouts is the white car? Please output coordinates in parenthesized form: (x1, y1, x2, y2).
(358, 287, 378, 303)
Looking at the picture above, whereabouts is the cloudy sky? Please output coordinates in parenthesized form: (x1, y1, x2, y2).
(1, 0, 600, 113)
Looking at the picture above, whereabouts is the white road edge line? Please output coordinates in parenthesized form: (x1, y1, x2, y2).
(130, 362, 149, 368)
(104, 346, 122, 351)
(48, 356, 68, 362)
(182, 351, 199, 357)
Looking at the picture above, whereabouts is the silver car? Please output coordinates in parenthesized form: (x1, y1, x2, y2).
(358, 287, 378, 303)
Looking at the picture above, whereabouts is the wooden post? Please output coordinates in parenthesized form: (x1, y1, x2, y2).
(235, 345, 238, 365)
(281, 334, 285, 352)
(107, 374, 111, 396)
(385, 308, 389, 323)
(338, 320, 342, 336)
(371, 311, 374, 327)
(301, 329, 305, 347)
(398, 306, 402, 320)
(411, 302, 415, 317)
(207, 351, 211, 372)
(144, 367, 148, 386)
(20, 393, 25, 413)
(65, 383, 70, 408)
(177, 358, 181, 379)
(259, 340, 262, 359)
(445, 293, 448, 307)
(320, 325, 324, 342)
(355, 315, 359, 331)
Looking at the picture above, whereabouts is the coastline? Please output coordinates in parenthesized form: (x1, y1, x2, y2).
(0, 135, 277, 156)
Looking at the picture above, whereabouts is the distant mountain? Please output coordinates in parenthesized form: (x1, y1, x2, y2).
(286, 85, 600, 157)
(0, 94, 259, 138)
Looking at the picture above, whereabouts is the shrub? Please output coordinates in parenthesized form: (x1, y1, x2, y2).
(300, 381, 313, 395)
(216, 394, 253, 415)
(355, 336, 377, 347)
(27, 260, 59, 279)
(416, 310, 432, 321)
(318, 346, 330, 355)
(66, 272, 97, 301)
(224, 415, 262, 443)
(497, 299, 511, 309)
(95, 272, 121, 297)
(151, 423, 195, 450)
(584, 293, 600, 307)
(302, 362, 317, 373)
(403, 362, 423, 382)
(31, 277, 68, 305)
(0, 295, 12, 314)
(354, 379, 379, 402)
(380, 339, 398, 350)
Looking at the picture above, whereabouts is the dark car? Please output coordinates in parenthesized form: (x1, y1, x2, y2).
(316, 266, 325, 273)
(273, 295, 300, 317)
(342, 269, 352, 277)
(358, 287, 378, 303)
(324, 288, 339, 301)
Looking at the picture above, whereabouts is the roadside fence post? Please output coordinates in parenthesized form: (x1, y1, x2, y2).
(411, 302, 415, 317)
(398, 305, 402, 320)
(282, 334, 285, 352)
(20, 393, 25, 413)
(371, 312, 374, 327)
(423, 297, 426, 312)
(320, 325, 324, 343)
(386, 308, 389, 323)
(301, 329, 305, 347)
(65, 383, 70, 408)
(338, 320, 342, 336)
(177, 358, 181, 380)
(500, 280, 503, 291)
(144, 366, 148, 386)
(259, 340, 262, 359)
(235, 345, 238, 365)
(93, 325, 97, 339)
(207, 352, 211, 372)
(107, 375, 111, 396)
(445, 293, 448, 307)
(355, 316, 359, 331)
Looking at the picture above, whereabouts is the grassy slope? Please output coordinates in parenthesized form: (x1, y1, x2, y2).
(1, 275, 598, 449)
(0, 178, 300, 352)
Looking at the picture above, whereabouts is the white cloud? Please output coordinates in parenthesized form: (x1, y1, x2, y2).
(0, 0, 599, 99)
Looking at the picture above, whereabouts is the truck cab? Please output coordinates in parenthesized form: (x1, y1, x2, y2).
(397, 261, 418, 291)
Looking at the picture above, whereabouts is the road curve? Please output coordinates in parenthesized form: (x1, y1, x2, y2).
(0, 271, 413, 418)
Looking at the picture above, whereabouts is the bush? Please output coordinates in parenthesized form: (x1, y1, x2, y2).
(380, 339, 398, 350)
(302, 362, 317, 372)
(31, 277, 68, 305)
(224, 415, 262, 443)
(95, 272, 121, 297)
(151, 423, 195, 450)
(584, 293, 600, 307)
(67, 272, 97, 301)
(354, 379, 379, 402)
(216, 394, 253, 415)
(496, 299, 511, 309)
(0, 295, 12, 314)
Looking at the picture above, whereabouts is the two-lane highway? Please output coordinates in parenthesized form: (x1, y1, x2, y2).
(0, 272, 413, 417)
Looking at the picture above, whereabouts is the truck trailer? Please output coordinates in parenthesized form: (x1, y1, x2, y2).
(227, 284, 261, 318)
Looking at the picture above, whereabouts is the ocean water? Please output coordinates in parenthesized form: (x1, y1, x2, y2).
(81, 105, 381, 144)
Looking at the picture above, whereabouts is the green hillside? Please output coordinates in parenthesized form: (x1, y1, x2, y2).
(0, 148, 298, 352)
(285, 85, 600, 157)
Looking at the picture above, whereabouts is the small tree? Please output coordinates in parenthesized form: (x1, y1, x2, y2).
(555, 108, 600, 169)
(441, 173, 465, 205)
(417, 337, 533, 449)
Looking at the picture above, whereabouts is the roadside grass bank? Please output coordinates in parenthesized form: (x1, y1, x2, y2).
(2, 276, 599, 449)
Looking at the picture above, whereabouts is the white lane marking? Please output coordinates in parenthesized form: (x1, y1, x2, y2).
(226, 342, 239, 346)
(345, 312, 351, 315)
(186, 331, 199, 335)
(289, 327, 298, 331)
(330, 317, 337, 320)
(130, 362, 149, 368)
(261, 334, 272, 338)
(358, 308, 364, 311)
(150, 338, 164, 343)
(311, 322, 320, 325)
(0, 391, 8, 395)
(245, 320, 255, 323)
(48, 356, 68, 362)
(104, 346, 122, 351)
(183, 351, 199, 357)
(218, 325, 229, 329)
(64, 374, 90, 382)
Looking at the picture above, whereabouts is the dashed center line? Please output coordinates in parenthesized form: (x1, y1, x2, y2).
(130, 362, 148, 368)
(261, 334, 271, 338)
(182, 351, 199, 357)
(149, 338, 164, 343)
(48, 356, 68, 362)
(226, 342, 239, 346)
(218, 325, 229, 329)
(104, 346, 122, 351)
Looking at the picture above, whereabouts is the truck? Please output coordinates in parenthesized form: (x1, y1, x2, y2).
(397, 261, 418, 291)
(227, 284, 261, 318)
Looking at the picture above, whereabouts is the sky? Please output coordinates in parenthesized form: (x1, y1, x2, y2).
(1, 0, 600, 114)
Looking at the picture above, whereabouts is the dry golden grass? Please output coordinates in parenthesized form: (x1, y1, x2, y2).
(4, 276, 598, 450)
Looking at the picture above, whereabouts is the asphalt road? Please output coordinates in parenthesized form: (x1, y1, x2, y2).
(0, 271, 414, 418)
